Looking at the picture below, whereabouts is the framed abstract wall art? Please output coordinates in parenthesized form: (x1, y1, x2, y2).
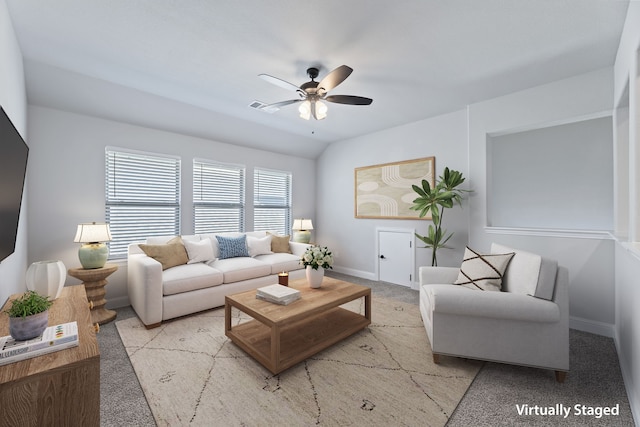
(354, 156, 435, 219)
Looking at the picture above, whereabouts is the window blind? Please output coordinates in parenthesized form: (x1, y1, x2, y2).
(105, 148, 181, 259)
(254, 168, 292, 235)
(193, 159, 245, 233)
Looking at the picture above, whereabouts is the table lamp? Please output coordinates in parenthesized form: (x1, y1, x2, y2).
(74, 222, 112, 269)
(292, 218, 313, 243)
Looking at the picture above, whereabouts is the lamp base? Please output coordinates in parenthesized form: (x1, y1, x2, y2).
(293, 230, 311, 244)
(78, 243, 109, 269)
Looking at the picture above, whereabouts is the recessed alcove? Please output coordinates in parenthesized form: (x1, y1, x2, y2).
(487, 116, 613, 232)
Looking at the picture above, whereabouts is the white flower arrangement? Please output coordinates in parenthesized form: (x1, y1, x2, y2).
(300, 245, 334, 270)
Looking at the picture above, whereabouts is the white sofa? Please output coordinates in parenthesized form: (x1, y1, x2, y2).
(419, 243, 569, 382)
(128, 231, 309, 328)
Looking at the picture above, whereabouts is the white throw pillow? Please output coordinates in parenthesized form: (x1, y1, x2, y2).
(184, 238, 216, 264)
(247, 235, 273, 257)
(454, 246, 515, 291)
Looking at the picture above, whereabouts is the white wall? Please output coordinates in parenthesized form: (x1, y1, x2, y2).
(613, 1, 640, 422)
(0, 0, 28, 306)
(26, 106, 316, 307)
(467, 67, 616, 334)
(317, 109, 469, 281)
(488, 116, 613, 230)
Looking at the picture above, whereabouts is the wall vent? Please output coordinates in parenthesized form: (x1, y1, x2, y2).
(248, 100, 279, 113)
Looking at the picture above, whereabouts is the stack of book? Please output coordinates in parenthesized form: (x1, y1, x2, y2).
(0, 321, 79, 366)
(256, 284, 301, 305)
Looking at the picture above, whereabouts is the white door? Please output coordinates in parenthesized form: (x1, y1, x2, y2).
(378, 229, 414, 287)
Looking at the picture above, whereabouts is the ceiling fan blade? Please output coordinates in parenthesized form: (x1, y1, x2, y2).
(263, 99, 303, 109)
(325, 95, 373, 105)
(317, 65, 353, 93)
(259, 74, 304, 94)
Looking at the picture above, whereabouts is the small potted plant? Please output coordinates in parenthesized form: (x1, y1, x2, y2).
(300, 246, 334, 288)
(5, 291, 53, 341)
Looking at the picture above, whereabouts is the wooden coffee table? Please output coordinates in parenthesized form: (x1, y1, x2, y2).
(225, 277, 371, 374)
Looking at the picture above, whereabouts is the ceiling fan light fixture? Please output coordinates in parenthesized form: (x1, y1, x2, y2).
(315, 100, 328, 120)
(299, 100, 311, 120)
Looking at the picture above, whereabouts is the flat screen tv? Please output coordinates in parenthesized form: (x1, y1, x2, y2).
(0, 106, 29, 263)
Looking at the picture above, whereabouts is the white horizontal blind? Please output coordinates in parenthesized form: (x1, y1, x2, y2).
(254, 168, 292, 235)
(105, 148, 181, 258)
(193, 159, 245, 233)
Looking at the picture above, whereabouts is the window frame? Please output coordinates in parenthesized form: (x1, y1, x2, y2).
(253, 167, 292, 236)
(193, 158, 246, 234)
(105, 147, 181, 259)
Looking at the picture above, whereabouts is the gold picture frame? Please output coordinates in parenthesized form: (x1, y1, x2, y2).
(354, 156, 435, 219)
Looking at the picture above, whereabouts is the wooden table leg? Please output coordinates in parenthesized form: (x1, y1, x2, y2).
(364, 292, 372, 321)
(225, 300, 232, 333)
(271, 325, 281, 374)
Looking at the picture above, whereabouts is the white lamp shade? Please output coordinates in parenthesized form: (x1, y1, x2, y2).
(292, 219, 313, 231)
(74, 222, 112, 243)
(25, 260, 66, 300)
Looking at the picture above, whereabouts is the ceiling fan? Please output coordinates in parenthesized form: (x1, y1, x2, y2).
(258, 65, 373, 120)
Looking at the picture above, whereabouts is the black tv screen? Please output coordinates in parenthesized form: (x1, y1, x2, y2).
(0, 106, 29, 262)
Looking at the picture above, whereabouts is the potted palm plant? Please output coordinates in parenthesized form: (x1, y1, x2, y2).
(411, 167, 468, 266)
(5, 290, 53, 340)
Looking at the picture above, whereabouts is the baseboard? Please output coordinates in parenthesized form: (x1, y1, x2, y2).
(332, 265, 376, 281)
(106, 295, 130, 310)
(569, 315, 615, 338)
(614, 330, 640, 426)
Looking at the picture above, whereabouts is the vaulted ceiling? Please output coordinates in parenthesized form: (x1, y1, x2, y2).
(5, 0, 629, 158)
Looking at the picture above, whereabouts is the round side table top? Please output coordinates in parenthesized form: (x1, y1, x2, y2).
(68, 264, 118, 281)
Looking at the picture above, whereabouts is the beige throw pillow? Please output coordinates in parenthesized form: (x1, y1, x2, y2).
(139, 236, 189, 270)
(267, 232, 292, 254)
(454, 246, 515, 291)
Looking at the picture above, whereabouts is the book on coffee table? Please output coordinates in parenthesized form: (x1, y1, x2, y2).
(0, 321, 79, 366)
(256, 284, 301, 305)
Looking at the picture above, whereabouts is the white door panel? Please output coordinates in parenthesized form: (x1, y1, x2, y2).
(378, 230, 414, 287)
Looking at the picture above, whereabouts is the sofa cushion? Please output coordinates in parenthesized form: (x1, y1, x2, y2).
(268, 232, 292, 254)
(247, 235, 273, 257)
(491, 243, 541, 295)
(162, 263, 224, 296)
(254, 253, 302, 274)
(216, 235, 250, 259)
(184, 238, 216, 264)
(208, 257, 272, 283)
(139, 236, 189, 270)
(454, 246, 514, 291)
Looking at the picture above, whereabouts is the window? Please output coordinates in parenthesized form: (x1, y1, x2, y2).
(254, 168, 292, 235)
(105, 148, 181, 259)
(193, 159, 245, 233)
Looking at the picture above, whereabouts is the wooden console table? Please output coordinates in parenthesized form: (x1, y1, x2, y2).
(0, 285, 100, 426)
(68, 264, 118, 325)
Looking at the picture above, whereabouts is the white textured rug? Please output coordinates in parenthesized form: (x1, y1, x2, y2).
(116, 296, 481, 426)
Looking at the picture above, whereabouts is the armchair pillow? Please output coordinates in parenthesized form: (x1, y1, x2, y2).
(216, 235, 250, 259)
(454, 246, 514, 291)
(139, 236, 189, 270)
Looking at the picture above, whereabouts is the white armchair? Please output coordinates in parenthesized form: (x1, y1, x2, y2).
(419, 244, 569, 382)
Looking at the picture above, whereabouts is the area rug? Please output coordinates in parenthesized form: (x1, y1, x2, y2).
(116, 296, 481, 426)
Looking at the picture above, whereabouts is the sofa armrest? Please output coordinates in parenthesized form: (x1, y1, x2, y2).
(419, 266, 460, 285)
(424, 284, 560, 323)
(127, 250, 164, 327)
(289, 241, 312, 257)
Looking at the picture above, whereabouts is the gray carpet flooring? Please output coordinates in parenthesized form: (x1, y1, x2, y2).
(98, 272, 635, 426)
